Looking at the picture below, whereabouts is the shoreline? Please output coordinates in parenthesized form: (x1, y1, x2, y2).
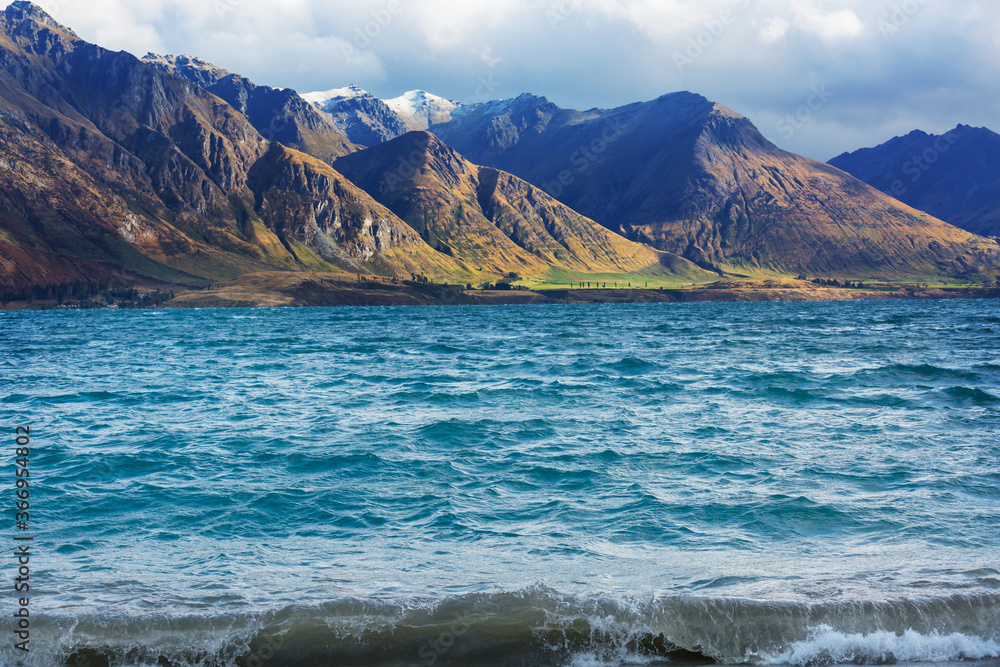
(146, 274, 1000, 308)
(3, 272, 998, 310)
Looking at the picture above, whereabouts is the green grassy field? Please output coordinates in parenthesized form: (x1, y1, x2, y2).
(526, 263, 718, 290)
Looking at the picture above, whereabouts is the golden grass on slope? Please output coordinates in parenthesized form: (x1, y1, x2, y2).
(335, 131, 716, 282)
(252, 143, 478, 283)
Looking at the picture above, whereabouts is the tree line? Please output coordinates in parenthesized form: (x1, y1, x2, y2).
(1, 281, 174, 309)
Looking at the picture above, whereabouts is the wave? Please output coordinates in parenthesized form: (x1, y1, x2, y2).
(764, 626, 1000, 666)
(941, 386, 1000, 406)
(863, 363, 982, 383)
(16, 589, 1000, 667)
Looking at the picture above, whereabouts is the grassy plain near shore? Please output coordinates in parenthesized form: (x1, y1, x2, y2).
(6, 272, 997, 311)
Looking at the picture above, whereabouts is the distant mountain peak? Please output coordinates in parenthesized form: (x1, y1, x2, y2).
(300, 85, 372, 107)
(709, 102, 743, 119)
(830, 124, 1000, 237)
(385, 89, 461, 111)
(384, 90, 461, 131)
(655, 90, 710, 103)
(145, 52, 223, 68)
(508, 92, 554, 108)
(452, 93, 557, 120)
(298, 86, 407, 146)
(3, 1, 77, 37)
(950, 123, 991, 137)
(512, 92, 549, 102)
(142, 53, 232, 80)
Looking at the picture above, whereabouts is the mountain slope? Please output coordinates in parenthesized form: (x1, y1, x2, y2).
(248, 141, 468, 280)
(830, 126, 1000, 237)
(142, 53, 356, 163)
(0, 1, 277, 286)
(0, 2, 463, 288)
(430, 93, 998, 276)
(334, 131, 710, 280)
(0, 107, 234, 288)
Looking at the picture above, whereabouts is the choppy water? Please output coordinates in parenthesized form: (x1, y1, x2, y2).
(1, 299, 998, 666)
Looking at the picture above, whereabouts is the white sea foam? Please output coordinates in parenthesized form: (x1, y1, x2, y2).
(567, 651, 658, 667)
(761, 626, 1000, 665)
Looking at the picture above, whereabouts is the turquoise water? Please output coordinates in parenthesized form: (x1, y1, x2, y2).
(1, 299, 999, 666)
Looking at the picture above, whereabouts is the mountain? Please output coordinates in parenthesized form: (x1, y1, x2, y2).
(0, 1, 465, 289)
(247, 141, 465, 279)
(829, 126, 1000, 238)
(384, 90, 460, 131)
(301, 85, 409, 146)
(301, 87, 462, 144)
(429, 93, 997, 277)
(333, 131, 709, 280)
(2, 2, 996, 295)
(141, 53, 356, 163)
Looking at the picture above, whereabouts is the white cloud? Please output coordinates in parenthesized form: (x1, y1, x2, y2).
(28, 0, 1000, 159)
(757, 17, 790, 44)
(792, 1, 864, 42)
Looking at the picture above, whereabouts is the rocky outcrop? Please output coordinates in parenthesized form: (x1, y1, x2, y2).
(142, 53, 356, 163)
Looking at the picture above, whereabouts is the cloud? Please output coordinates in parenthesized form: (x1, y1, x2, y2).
(792, 1, 864, 42)
(30, 0, 1000, 160)
(756, 17, 790, 44)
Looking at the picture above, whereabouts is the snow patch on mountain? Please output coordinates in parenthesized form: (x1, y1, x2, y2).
(384, 90, 461, 130)
(301, 85, 372, 111)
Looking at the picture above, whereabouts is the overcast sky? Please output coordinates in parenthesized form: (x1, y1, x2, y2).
(33, 0, 1000, 160)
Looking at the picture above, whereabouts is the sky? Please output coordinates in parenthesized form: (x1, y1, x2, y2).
(30, 0, 1000, 160)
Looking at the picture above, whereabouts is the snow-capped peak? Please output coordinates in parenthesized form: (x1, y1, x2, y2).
(384, 90, 461, 130)
(300, 85, 371, 110)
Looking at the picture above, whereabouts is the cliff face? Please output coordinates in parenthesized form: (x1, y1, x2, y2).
(0, 2, 458, 288)
(830, 126, 1000, 238)
(142, 53, 357, 163)
(334, 131, 710, 280)
(431, 93, 998, 276)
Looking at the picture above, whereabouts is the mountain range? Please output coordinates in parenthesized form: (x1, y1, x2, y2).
(333, 131, 703, 280)
(302, 86, 461, 145)
(1, 0, 997, 295)
(0, 1, 468, 289)
(424, 93, 994, 276)
(830, 125, 1000, 238)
